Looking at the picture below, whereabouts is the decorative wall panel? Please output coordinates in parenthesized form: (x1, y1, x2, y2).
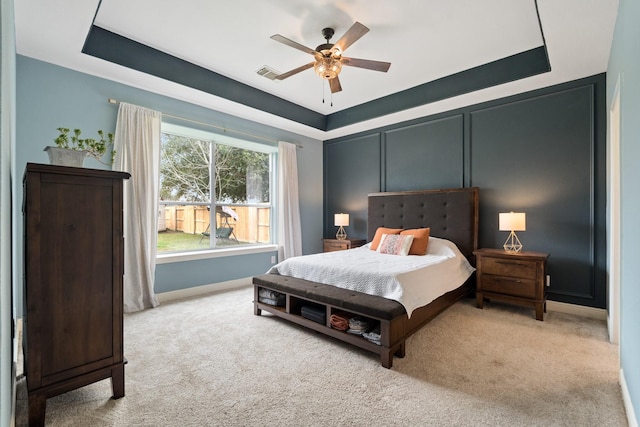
(324, 74, 606, 308)
(384, 115, 464, 191)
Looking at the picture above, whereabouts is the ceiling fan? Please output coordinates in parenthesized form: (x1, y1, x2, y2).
(270, 22, 391, 94)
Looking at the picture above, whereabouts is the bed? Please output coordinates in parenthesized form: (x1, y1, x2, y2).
(253, 187, 479, 368)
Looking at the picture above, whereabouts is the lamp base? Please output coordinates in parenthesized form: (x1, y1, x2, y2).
(503, 231, 523, 253)
(336, 226, 347, 240)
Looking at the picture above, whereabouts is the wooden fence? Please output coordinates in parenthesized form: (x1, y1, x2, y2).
(159, 205, 270, 243)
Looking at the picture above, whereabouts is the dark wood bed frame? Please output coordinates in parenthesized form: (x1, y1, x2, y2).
(253, 187, 479, 368)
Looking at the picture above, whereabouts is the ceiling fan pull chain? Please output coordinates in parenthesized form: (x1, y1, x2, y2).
(322, 80, 325, 104)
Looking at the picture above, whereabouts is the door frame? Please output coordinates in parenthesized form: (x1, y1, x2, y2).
(607, 75, 621, 347)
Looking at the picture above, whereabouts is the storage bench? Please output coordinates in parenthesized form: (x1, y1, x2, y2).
(253, 274, 410, 368)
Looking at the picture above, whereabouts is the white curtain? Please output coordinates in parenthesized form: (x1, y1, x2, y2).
(277, 141, 302, 260)
(114, 103, 161, 312)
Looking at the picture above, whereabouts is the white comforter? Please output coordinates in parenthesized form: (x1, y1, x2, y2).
(267, 237, 475, 317)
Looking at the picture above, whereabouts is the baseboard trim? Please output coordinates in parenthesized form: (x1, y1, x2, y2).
(546, 300, 607, 320)
(621, 368, 638, 427)
(11, 318, 23, 427)
(156, 277, 252, 304)
(15, 318, 23, 378)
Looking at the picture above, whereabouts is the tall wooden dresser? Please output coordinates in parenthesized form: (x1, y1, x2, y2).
(23, 163, 130, 426)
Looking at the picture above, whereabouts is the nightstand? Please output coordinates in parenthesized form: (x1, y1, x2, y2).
(474, 248, 549, 321)
(322, 238, 366, 252)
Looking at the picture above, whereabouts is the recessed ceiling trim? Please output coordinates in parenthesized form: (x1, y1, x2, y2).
(82, 24, 550, 134)
(326, 46, 551, 131)
(81, 25, 327, 131)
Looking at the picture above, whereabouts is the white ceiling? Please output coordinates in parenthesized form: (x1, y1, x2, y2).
(15, 0, 618, 141)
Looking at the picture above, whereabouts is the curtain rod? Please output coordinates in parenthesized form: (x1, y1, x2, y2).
(107, 98, 302, 148)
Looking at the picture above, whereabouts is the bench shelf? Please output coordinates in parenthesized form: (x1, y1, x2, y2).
(253, 273, 473, 369)
(254, 284, 403, 368)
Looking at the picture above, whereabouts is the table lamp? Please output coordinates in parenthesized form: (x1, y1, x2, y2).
(334, 213, 349, 240)
(499, 212, 526, 253)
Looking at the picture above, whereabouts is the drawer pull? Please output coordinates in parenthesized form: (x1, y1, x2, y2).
(496, 277, 522, 284)
(495, 261, 525, 266)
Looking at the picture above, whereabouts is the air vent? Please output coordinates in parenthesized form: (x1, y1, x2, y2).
(256, 66, 280, 80)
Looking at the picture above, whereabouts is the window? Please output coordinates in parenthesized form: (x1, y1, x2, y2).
(157, 123, 276, 254)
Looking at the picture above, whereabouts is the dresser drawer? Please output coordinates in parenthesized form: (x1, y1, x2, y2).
(482, 257, 537, 279)
(482, 275, 537, 299)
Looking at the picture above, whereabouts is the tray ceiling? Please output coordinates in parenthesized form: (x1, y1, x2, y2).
(15, 0, 618, 140)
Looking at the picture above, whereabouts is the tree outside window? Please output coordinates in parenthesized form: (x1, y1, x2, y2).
(158, 131, 273, 253)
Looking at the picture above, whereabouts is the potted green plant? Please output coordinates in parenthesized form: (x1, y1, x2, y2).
(45, 127, 116, 167)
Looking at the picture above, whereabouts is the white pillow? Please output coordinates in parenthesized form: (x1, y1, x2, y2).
(376, 234, 414, 256)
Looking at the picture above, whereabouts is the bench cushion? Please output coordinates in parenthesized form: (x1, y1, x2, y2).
(253, 274, 406, 320)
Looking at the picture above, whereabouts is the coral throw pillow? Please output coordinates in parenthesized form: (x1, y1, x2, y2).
(370, 227, 403, 251)
(376, 234, 414, 256)
(400, 228, 431, 255)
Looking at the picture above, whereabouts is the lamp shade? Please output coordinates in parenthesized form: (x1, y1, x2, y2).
(334, 213, 349, 227)
(499, 212, 526, 231)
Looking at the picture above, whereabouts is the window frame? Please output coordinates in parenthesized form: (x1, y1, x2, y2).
(156, 122, 278, 261)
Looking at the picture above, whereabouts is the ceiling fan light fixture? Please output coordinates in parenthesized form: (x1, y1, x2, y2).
(270, 22, 389, 95)
(314, 56, 342, 80)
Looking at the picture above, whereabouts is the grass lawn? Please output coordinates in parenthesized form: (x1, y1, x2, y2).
(157, 230, 241, 253)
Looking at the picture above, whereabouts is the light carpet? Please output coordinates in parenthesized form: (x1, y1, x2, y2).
(15, 286, 627, 426)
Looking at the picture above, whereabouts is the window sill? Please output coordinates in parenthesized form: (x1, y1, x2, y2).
(156, 244, 278, 264)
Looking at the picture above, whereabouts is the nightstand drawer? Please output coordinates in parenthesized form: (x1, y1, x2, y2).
(482, 257, 537, 279)
(324, 241, 350, 252)
(474, 248, 549, 321)
(322, 239, 365, 253)
(482, 275, 537, 299)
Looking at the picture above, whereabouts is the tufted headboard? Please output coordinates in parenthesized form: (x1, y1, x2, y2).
(367, 187, 479, 262)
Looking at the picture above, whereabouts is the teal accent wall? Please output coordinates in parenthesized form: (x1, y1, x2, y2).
(608, 0, 640, 419)
(323, 134, 382, 239)
(325, 74, 607, 309)
(15, 55, 323, 315)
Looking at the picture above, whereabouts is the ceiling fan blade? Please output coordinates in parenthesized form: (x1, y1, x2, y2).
(270, 34, 317, 56)
(333, 22, 369, 53)
(341, 57, 391, 72)
(274, 62, 315, 80)
(329, 76, 342, 93)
